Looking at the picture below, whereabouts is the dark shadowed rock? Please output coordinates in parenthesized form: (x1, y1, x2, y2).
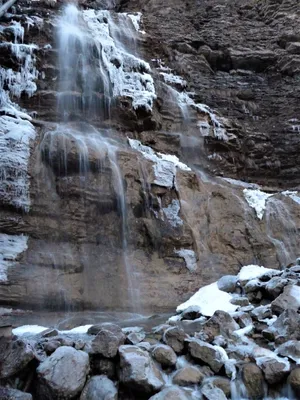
(209, 376, 231, 397)
(242, 363, 265, 399)
(152, 344, 177, 367)
(80, 375, 117, 400)
(271, 285, 300, 315)
(197, 310, 239, 342)
(265, 277, 290, 299)
(91, 357, 116, 379)
(277, 340, 300, 363)
(181, 306, 201, 320)
(43, 339, 61, 354)
(263, 309, 300, 344)
(251, 305, 272, 321)
(173, 366, 204, 386)
(288, 368, 300, 396)
(163, 327, 187, 353)
(188, 339, 227, 372)
(119, 345, 164, 393)
(37, 346, 89, 399)
(258, 357, 290, 385)
(41, 328, 59, 338)
(0, 339, 35, 379)
(0, 387, 32, 400)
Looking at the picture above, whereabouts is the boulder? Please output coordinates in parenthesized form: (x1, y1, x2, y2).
(271, 285, 300, 315)
(80, 375, 117, 400)
(149, 386, 191, 400)
(209, 377, 231, 397)
(230, 296, 249, 307)
(127, 331, 146, 345)
(119, 345, 164, 393)
(41, 328, 59, 338)
(197, 310, 239, 342)
(201, 383, 227, 400)
(242, 363, 265, 399)
(188, 339, 227, 372)
(265, 277, 290, 299)
(263, 309, 300, 344)
(152, 344, 177, 367)
(257, 357, 290, 385)
(37, 346, 89, 399)
(251, 305, 272, 321)
(43, 339, 61, 354)
(163, 327, 187, 353)
(0, 388, 32, 400)
(217, 275, 237, 293)
(88, 323, 122, 335)
(288, 368, 300, 396)
(0, 339, 35, 379)
(181, 306, 201, 320)
(173, 366, 204, 386)
(91, 357, 116, 379)
(91, 324, 125, 358)
(277, 340, 300, 362)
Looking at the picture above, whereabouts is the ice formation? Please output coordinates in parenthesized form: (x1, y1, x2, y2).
(0, 21, 38, 210)
(163, 199, 183, 227)
(0, 234, 28, 281)
(243, 189, 273, 220)
(128, 138, 190, 188)
(175, 249, 197, 272)
(237, 264, 278, 281)
(82, 9, 156, 111)
(126, 12, 145, 34)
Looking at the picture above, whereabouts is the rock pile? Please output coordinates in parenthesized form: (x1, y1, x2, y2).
(1, 261, 300, 399)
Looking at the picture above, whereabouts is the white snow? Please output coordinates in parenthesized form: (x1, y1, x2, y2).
(163, 200, 183, 227)
(282, 190, 300, 205)
(243, 189, 273, 219)
(12, 325, 48, 336)
(222, 177, 259, 189)
(175, 249, 197, 272)
(60, 325, 92, 334)
(238, 265, 277, 281)
(128, 138, 190, 188)
(176, 282, 238, 317)
(160, 72, 187, 88)
(126, 12, 145, 34)
(0, 234, 28, 281)
(82, 10, 156, 111)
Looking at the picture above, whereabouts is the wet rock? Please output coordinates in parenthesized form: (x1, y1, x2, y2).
(80, 375, 117, 400)
(251, 305, 272, 321)
(188, 339, 227, 372)
(181, 306, 201, 320)
(0, 387, 32, 400)
(75, 339, 85, 350)
(37, 346, 89, 399)
(88, 323, 122, 335)
(0, 339, 35, 379)
(197, 310, 239, 342)
(234, 312, 253, 328)
(126, 331, 146, 345)
(217, 275, 237, 293)
(207, 377, 231, 397)
(152, 344, 177, 367)
(119, 345, 164, 393)
(173, 366, 204, 386)
(91, 324, 125, 357)
(230, 296, 249, 307)
(201, 383, 227, 400)
(288, 367, 300, 396)
(91, 357, 116, 379)
(265, 277, 290, 299)
(277, 340, 300, 362)
(41, 328, 59, 338)
(43, 339, 61, 354)
(271, 285, 300, 315)
(258, 357, 290, 385)
(163, 327, 187, 353)
(262, 309, 300, 344)
(149, 386, 191, 400)
(242, 363, 265, 399)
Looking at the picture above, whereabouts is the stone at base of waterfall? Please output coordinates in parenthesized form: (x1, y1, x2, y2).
(181, 306, 202, 320)
(201, 383, 227, 400)
(90, 324, 125, 357)
(258, 357, 290, 385)
(163, 326, 187, 353)
(250, 305, 272, 321)
(0, 339, 35, 379)
(217, 275, 238, 293)
(271, 285, 300, 315)
(36, 346, 89, 399)
(173, 366, 205, 386)
(188, 339, 227, 372)
(80, 376, 117, 400)
(41, 328, 59, 338)
(0, 387, 32, 400)
(126, 331, 146, 345)
(119, 345, 164, 393)
(277, 340, 300, 363)
(263, 309, 300, 343)
(242, 363, 266, 399)
(149, 386, 192, 400)
(43, 339, 61, 354)
(209, 377, 231, 397)
(197, 310, 239, 342)
(265, 276, 290, 299)
(230, 296, 249, 307)
(91, 357, 116, 379)
(151, 344, 177, 367)
(288, 368, 300, 395)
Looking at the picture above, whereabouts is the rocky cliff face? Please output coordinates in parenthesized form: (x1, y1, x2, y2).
(0, 0, 299, 313)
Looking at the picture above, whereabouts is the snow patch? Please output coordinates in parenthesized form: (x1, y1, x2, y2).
(238, 265, 277, 281)
(175, 249, 197, 272)
(160, 72, 187, 88)
(243, 189, 273, 219)
(163, 200, 183, 227)
(12, 325, 48, 336)
(0, 234, 28, 282)
(176, 282, 238, 317)
(60, 325, 92, 334)
(282, 190, 300, 205)
(126, 12, 145, 34)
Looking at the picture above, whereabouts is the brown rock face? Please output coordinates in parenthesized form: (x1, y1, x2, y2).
(0, 0, 299, 315)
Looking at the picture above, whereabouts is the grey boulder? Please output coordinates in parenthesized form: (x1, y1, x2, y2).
(0, 339, 35, 379)
(91, 324, 125, 358)
(152, 344, 177, 367)
(188, 339, 227, 372)
(0, 387, 32, 400)
(80, 375, 117, 400)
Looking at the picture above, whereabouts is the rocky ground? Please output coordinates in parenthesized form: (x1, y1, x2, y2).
(1, 260, 300, 399)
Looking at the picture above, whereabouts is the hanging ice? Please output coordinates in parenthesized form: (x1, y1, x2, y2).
(243, 189, 273, 220)
(0, 234, 28, 282)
